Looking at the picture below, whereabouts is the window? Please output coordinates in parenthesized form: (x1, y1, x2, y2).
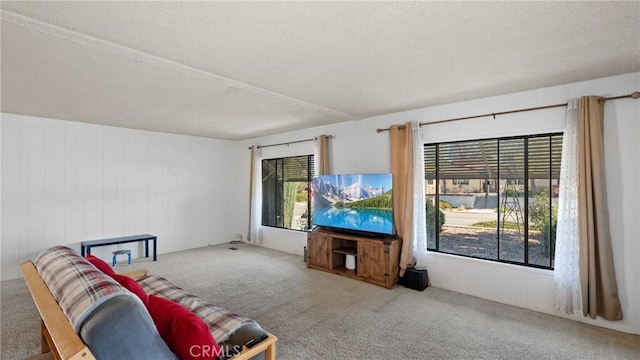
(262, 155, 314, 231)
(424, 133, 562, 269)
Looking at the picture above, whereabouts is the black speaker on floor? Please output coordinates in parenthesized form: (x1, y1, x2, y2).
(399, 267, 429, 291)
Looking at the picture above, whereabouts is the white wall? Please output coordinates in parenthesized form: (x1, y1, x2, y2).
(0, 113, 238, 280)
(236, 72, 640, 334)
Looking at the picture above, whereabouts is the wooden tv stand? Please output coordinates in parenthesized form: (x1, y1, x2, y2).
(307, 228, 402, 289)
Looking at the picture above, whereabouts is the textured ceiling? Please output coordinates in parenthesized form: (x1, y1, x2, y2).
(1, 2, 639, 140)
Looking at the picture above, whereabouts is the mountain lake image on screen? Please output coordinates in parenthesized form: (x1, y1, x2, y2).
(311, 173, 395, 235)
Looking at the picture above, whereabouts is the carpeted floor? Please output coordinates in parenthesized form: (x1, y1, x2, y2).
(2, 243, 639, 359)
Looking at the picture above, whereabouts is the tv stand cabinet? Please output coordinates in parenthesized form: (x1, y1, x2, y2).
(307, 229, 402, 289)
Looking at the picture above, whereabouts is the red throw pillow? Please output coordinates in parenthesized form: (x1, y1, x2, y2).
(111, 273, 149, 305)
(85, 254, 116, 276)
(147, 295, 220, 360)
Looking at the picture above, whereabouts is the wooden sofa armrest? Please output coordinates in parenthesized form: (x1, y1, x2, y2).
(21, 260, 96, 360)
(121, 268, 148, 280)
(234, 333, 277, 360)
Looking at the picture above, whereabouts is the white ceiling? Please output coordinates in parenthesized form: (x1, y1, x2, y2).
(1, 1, 639, 140)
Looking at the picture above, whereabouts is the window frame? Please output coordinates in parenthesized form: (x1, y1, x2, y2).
(424, 132, 562, 270)
(261, 154, 314, 232)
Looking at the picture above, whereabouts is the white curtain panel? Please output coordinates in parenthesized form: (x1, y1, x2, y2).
(554, 98, 581, 315)
(249, 147, 263, 245)
(411, 121, 428, 269)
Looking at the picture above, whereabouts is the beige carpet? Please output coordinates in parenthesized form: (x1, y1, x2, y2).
(2, 243, 639, 359)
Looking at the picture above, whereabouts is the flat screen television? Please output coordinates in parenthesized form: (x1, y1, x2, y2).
(311, 173, 395, 236)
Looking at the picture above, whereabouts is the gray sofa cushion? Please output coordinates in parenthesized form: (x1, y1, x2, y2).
(80, 295, 177, 360)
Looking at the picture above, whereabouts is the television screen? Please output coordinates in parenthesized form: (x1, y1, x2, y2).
(311, 173, 395, 236)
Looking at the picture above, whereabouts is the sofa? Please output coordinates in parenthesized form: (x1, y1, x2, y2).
(21, 246, 277, 360)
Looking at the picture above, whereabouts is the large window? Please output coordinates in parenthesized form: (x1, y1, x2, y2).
(262, 155, 314, 231)
(424, 133, 562, 269)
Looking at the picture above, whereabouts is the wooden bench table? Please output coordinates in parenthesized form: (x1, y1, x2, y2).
(81, 234, 157, 261)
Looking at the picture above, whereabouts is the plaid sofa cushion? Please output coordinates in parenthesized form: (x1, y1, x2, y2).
(139, 275, 255, 343)
(34, 246, 139, 332)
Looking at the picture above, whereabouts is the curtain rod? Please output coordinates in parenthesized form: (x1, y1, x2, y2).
(376, 91, 640, 133)
(248, 135, 332, 150)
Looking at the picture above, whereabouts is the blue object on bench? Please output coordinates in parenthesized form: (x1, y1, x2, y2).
(112, 249, 132, 266)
